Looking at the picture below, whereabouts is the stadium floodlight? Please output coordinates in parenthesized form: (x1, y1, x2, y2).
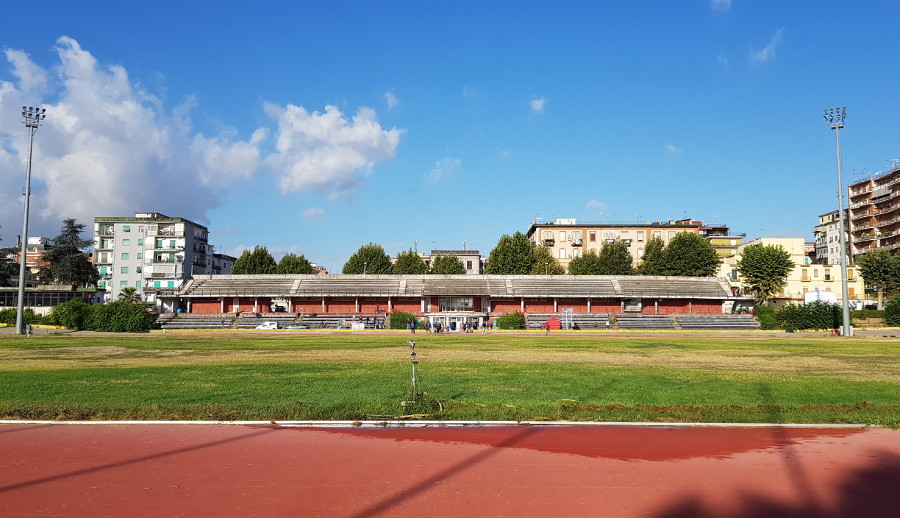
(823, 107, 852, 336)
(16, 107, 47, 335)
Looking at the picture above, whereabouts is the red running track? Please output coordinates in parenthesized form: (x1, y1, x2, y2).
(1, 423, 898, 517)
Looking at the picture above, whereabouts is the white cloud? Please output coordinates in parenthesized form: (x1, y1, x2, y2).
(0, 37, 405, 242)
(530, 96, 547, 113)
(426, 157, 462, 182)
(717, 52, 729, 68)
(710, 0, 731, 11)
(264, 103, 404, 199)
(586, 200, 608, 216)
(302, 207, 325, 220)
(751, 28, 785, 64)
(384, 91, 399, 109)
(665, 144, 682, 155)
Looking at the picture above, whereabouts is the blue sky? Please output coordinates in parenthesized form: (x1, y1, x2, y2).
(3, 1, 900, 271)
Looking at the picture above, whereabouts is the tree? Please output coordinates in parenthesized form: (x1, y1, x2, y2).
(661, 233, 721, 277)
(637, 236, 667, 276)
(595, 240, 634, 275)
(276, 253, 314, 274)
(42, 218, 99, 287)
(736, 244, 794, 304)
(0, 227, 17, 287)
(856, 249, 900, 309)
(343, 243, 392, 274)
(485, 232, 535, 274)
(429, 254, 466, 274)
(118, 286, 140, 303)
(568, 250, 603, 275)
(393, 250, 429, 274)
(232, 246, 277, 274)
(529, 246, 565, 275)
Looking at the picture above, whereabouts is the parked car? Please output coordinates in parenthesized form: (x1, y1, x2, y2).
(286, 323, 309, 330)
(255, 321, 279, 330)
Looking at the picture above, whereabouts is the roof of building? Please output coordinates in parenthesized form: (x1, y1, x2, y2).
(179, 274, 735, 300)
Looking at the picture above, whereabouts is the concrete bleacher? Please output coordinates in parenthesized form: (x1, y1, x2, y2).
(526, 313, 611, 330)
(614, 314, 677, 330)
(158, 313, 234, 330)
(675, 314, 760, 330)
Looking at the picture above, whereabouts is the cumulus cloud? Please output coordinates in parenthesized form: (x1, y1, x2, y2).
(710, 0, 731, 11)
(751, 28, 785, 63)
(530, 96, 547, 113)
(0, 37, 404, 241)
(302, 207, 325, 220)
(426, 157, 462, 182)
(264, 103, 404, 199)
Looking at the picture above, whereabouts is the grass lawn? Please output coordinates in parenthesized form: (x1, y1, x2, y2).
(1, 331, 898, 425)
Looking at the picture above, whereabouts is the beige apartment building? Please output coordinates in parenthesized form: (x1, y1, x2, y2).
(721, 237, 867, 308)
(525, 218, 701, 271)
(848, 161, 900, 255)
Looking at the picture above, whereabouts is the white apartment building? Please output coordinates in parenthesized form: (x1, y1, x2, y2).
(813, 209, 850, 266)
(93, 212, 234, 309)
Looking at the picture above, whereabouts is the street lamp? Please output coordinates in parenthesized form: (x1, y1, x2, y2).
(824, 107, 852, 336)
(16, 106, 47, 335)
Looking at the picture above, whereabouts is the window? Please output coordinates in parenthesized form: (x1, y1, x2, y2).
(439, 297, 474, 312)
(137, 252, 142, 259)
(156, 239, 164, 248)
(653, 231, 661, 239)
(120, 281, 127, 287)
(170, 239, 176, 248)
(98, 281, 106, 289)
(668, 231, 676, 240)
(589, 232, 596, 242)
(636, 231, 644, 242)
(637, 248, 644, 259)
(466, 260, 472, 270)
(120, 267, 128, 274)
(154, 281, 161, 288)
(135, 281, 141, 288)
(138, 239, 143, 246)
(559, 249, 566, 259)
(122, 239, 130, 246)
(121, 253, 129, 260)
(559, 231, 566, 242)
(123, 226, 131, 232)
(99, 267, 108, 276)
(168, 281, 175, 288)
(573, 249, 582, 258)
(136, 267, 142, 273)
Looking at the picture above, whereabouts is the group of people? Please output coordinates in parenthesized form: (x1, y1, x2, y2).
(408, 320, 482, 334)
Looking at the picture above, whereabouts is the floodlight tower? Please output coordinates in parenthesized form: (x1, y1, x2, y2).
(823, 107, 852, 336)
(16, 107, 47, 335)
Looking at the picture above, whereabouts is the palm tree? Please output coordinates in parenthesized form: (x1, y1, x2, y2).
(118, 287, 140, 303)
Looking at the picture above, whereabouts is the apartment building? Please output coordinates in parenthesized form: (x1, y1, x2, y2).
(848, 161, 900, 255)
(720, 237, 866, 308)
(93, 212, 234, 307)
(525, 218, 701, 271)
(813, 209, 850, 265)
(698, 224, 745, 258)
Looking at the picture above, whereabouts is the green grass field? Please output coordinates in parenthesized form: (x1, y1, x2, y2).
(1, 331, 898, 425)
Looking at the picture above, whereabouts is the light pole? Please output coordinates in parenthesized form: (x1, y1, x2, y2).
(824, 107, 852, 336)
(16, 106, 47, 335)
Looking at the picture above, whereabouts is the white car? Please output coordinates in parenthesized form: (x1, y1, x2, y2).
(255, 321, 279, 330)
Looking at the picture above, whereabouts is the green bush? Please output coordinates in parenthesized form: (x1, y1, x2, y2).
(387, 311, 421, 330)
(0, 307, 42, 325)
(495, 312, 525, 330)
(47, 299, 91, 330)
(753, 305, 778, 330)
(777, 301, 841, 332)
(84, 301, 156, 332)
(886, 299, 900, 327)
(851, 309, 885, 320)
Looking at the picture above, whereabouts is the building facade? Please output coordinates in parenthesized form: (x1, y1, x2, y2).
(93, 212, 234, 308)
(526, 218, 702, 271)
(848, 161, 900, 255)
(698, 224, 744, 258)
(720, 237, 867, 308)
(812, 209, 850, 265)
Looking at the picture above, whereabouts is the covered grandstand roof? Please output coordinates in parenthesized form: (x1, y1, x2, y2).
(179, 274, 736, 300)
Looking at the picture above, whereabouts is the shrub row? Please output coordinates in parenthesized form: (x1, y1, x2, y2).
(42, 299, 157, 332)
